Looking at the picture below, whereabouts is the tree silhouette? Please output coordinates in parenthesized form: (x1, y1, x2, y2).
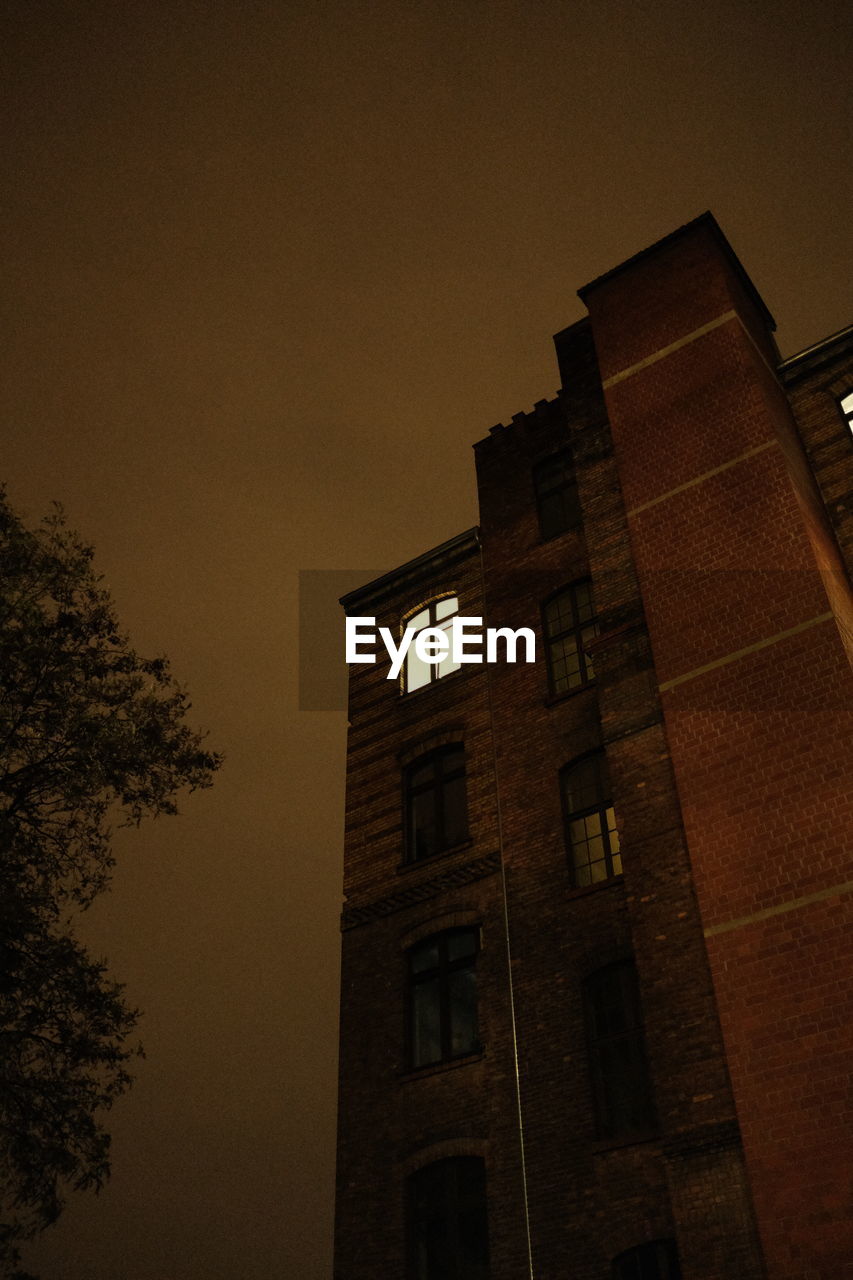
(0, 489, 221, 1271)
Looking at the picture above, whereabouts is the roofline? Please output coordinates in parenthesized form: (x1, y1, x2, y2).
(577, 211, 776, 332)
(778, 320, 853, 382)
(339, 528, 480, 612)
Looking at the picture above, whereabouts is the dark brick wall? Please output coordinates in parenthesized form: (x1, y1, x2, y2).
(335, 540, 531, 1279)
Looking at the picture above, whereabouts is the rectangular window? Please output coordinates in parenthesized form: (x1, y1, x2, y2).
(561, 752, 621, 886)
(406, 745, 468, 861)
(544, 581, 598, 694)
(409, 928, 479, 1069)
(533, 451, 582, 540)
(585, 961, 656, 1140)
(408, 1157, 489, 1280)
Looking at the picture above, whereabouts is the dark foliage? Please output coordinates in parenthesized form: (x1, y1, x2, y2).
(0, 490, 221, 1272)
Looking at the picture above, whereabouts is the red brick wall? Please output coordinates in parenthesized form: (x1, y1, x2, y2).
(583, 218, 853, 1279)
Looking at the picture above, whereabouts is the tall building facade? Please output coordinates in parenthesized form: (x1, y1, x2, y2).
(334, 214, 853, 1280)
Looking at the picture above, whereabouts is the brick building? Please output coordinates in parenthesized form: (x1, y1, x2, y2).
(333, 214, 853, 1280)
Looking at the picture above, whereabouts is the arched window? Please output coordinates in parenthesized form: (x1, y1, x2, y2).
(585, 960, 656, 1140)
(408, 927, 479, 1069)
(532, 449, 581, 539)
(612, 1239, 682, 1279)
(404, 596, 460, 692)
(405, 745, 468, 861)
(561, 752, 621, 886)
(407, 1157, 489, 1280)
(543, 580, 598, 694)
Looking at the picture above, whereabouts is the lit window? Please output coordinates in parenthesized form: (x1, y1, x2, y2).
(408, 928, 479, 1069)
(585, 961, 656, 1141)
(405, 745, 468, 862)
(404, 597, 461, 693)
(561, 752, 621, 886)
(841, 390, 853, 436)
(543, 581, 598, 694)
(612, 1239, 682, 1280)
(533, 450, 581, 539)
(408, 1157, 489, 1280)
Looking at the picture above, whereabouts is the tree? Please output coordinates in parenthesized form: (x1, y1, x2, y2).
(0, 489, 221, 1271)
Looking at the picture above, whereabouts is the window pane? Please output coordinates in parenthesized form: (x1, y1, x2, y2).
(583, 813, 602, 837)
(409, 1159, 489, 1280)
(406, 747, 467, 862)
(572, 846, 592, 880)
(410, 789, 439, 859)
(437, 617, 461, 677)
(403, 598, 460, 691)
(409, 757, 437, 789)
(546, 581, 597, 693)
(407, 647, 431, 692)
(448, 967, 478, 1057)
(586, 836, 605, 864)
(580, 623, 597, 679)
(443, 773, 468, 847)
(410, 938, 440, 974)
(551, 636, 581, 693)
(446, 930, 477, 962)
(589, 964, 631, 1037)
(557, 476, 581, 529)
(408, 929, 479, 1070)
(440, 745, 465, 776)
(545, 591, 574, 636)
(563, 752, 620, 885)
(457, 1159, 490, 1280)
(411, 979, 442, 1068)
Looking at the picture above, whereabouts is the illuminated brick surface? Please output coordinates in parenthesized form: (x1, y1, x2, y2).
(334, 215, 853, 1280)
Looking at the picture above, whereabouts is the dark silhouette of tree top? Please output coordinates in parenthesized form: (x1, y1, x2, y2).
(0, 488, 222, 1273)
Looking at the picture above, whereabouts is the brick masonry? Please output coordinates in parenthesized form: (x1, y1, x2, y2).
(333, 214, 853, 1279)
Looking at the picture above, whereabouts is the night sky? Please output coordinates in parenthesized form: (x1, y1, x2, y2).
(3, 2, 851, 1276)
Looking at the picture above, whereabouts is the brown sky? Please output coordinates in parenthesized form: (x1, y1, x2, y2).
(2, 1, 851, 1276)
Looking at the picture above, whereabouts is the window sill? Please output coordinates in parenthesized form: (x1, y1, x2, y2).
(565, 873, 623, 902)
(400, 1049, 485, 1082)
(397, 838, 474, 874)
